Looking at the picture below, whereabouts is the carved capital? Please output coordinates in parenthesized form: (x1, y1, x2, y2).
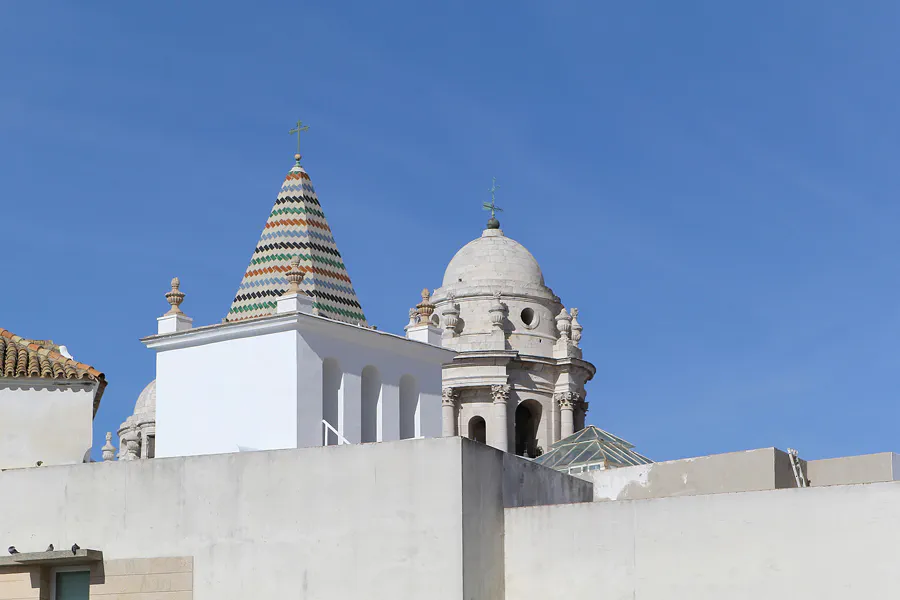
(491, 384, 511, 404)
(442, 387, 460, 407)
(554, 391, 579, 410)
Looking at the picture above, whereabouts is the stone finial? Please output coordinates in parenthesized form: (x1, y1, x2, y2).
(101, 432, 116, 462)
(442, 292, 461, 335)
(122, 430, 140, 461)
(165, 277, 185, 315)
(570, 308, 582, 345)
(488, 291, 506, 330)
(555, 307, 572, 341)
(407, 308, 419, 327)
(284, 256, 305, 295)
(416, 288, 436, 322)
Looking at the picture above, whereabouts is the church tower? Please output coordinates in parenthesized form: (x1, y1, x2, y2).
(409, 197, 596, 458)
(225, 151, 367, 325)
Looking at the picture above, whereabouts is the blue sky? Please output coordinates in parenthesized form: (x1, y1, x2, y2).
(2, 2, 899, 461)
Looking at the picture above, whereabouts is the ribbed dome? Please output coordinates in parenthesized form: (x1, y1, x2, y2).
(442, 229, 544, 287)
(134, 380, 156, 415)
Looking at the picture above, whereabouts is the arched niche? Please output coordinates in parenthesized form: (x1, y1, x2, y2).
(467, 415, 487, 445)
(399, 374, 419, 440)
(322, 358, 343, 446)
(515, 400, 542, 457)
(361, 365, 382, 443)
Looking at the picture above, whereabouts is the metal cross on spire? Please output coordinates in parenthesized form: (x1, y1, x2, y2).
(483, 177, 503, 229)
(289, 120, 309, 156)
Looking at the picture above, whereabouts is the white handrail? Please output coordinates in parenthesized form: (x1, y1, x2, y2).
(322, 420, 351, 446)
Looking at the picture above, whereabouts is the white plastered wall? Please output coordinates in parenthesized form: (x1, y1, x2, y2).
(150, 314, 451, 458)
(0, 383, 96, 469)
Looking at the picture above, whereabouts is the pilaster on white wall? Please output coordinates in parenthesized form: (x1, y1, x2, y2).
(381, 384, 401, 442)
(157, 314, 193, 334)
(277, 293, 314, 315)
(406, 324, 442, 346)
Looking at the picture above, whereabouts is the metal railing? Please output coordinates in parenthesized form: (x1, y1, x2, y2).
(322, 419, 351, 446)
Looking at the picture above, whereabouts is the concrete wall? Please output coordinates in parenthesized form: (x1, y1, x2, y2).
(807, 452, 899, 487)
(149, 314, 453, 458)
(0, 437, 588, 600)
(458, 441, 593, 599)
(0, 383, 96, 469)
(585, 448, 800, 502)
(505, 481, 900, 599)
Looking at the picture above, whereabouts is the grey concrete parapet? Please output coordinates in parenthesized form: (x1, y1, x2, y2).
(0, 548, 102, 567)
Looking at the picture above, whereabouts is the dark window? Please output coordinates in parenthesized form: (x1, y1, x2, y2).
(468, 416, 487, 444)
(56, 571, 89, 600)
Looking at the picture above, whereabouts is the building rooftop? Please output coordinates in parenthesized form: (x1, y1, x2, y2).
(533, 425, 652, 473)
(0, 327, 107, 414)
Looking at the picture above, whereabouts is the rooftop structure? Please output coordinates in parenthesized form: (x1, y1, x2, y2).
(0, 328, 106, 469)
(225, 153, 367, 325)
(533, 425, 652, 474)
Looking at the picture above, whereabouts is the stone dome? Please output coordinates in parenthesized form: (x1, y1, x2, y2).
(442, 229, 544, 288)
(134, 379, 156, 416)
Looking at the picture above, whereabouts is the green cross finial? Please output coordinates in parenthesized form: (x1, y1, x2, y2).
(289, 120, 309, 156)
(483, 177, 503, 229)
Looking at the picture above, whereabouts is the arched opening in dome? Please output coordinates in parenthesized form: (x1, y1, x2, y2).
(467, 416, 486, 444)
(515, 400, 542, 457)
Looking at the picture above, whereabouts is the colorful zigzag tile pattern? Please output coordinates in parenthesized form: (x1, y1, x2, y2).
(225, 158, 367, 325)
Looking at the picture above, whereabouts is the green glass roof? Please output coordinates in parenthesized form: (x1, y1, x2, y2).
(533, 425, 652, 471)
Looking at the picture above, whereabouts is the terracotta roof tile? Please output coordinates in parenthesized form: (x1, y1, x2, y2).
(0, 328, 107, 416)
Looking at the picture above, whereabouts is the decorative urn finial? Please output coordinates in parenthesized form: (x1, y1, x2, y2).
(489, 291, 506, 329)
(122, 430, 140, 461)
(284, 255, 305, 295)
(101, 432, 116, 462)
(555, 307, 572, 341)
(165, 277, 185, 315)
(416, 288, 436, 323)
(442, 292, 461, 335)
(570, 308, 583, 345)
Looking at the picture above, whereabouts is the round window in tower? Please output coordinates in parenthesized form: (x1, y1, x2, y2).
(520, 307, 537, 329)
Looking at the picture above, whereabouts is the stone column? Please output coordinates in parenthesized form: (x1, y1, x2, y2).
(441, 388, 460, 437)
(556, 392, 577, 439)
(490, 384, 511, 452)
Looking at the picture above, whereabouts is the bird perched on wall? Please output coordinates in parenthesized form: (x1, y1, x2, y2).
(7, 546, 18, 554)
(45, 544, 54, 552)
(71, 543, 80, 555)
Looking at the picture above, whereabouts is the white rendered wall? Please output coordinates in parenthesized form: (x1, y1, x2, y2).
(155, 330, 302, 457)
(295, 323, 445, 445)
(505, 482, 900, 599)
(0, 437, 591, 600)
(150, 315, 450, 457)
(0, 383, 95, 469)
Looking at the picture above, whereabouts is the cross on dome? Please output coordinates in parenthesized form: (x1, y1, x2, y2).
(289, 119, 310, 161)
(483, 176, 503, 229)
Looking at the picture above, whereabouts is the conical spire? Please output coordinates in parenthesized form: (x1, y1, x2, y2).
(225, 155, 367, 325)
